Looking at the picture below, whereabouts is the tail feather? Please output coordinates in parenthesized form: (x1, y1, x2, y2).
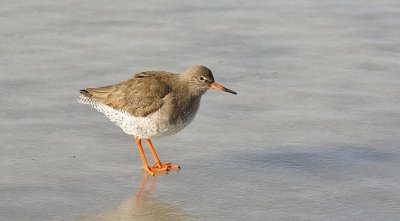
(78, 85, 115, 105)
(78, 89, 96, 104)
(79, 89, 92, 97)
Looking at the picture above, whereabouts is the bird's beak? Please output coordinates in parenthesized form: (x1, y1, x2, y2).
(210, 82, 237, 95)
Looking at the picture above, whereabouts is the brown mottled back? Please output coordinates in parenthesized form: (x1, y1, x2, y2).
(80, 71, 175, 117)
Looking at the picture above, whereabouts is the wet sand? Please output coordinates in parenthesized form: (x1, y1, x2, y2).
(1, 0, 400, 220)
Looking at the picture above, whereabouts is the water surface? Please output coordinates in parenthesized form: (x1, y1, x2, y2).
(1, 0, 400, 220)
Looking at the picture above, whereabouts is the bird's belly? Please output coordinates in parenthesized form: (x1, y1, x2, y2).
(82, 97, 195, 138)
(142, 107, 198, 138)
(80, 95, 200, 139)
(119, 111, 194, 139)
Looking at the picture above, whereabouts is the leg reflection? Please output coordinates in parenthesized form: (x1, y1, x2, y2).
(133, 173, 157, 208)
(77, 174, 191, 221)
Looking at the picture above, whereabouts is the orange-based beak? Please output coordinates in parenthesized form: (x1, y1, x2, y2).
(210, 82, 237, 95)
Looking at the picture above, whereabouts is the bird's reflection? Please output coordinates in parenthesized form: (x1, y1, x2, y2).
(78, 174, 191, 221)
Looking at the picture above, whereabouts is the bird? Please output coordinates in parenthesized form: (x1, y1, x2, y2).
(78, 65, 236, 175)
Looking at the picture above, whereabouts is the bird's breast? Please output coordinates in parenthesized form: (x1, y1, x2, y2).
(175, 96, 201, 125)
(153, 96, 201, 137)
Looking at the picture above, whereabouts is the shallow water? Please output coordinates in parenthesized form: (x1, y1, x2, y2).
(1, 0, 400, 220)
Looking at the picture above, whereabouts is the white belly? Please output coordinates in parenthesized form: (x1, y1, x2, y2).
(78, 95, 197, 138)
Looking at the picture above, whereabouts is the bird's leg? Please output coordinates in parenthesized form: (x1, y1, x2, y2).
(134, 136, 154, 176)
(146, 139, 180, 171)
(145, 139, 162, 167)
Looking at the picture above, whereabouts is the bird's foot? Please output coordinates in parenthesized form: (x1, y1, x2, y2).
(142, 165, 169, 176)
(152, 162, 181, 172)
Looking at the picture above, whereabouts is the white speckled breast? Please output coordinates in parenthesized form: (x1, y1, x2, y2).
(78, 95, 199, 139)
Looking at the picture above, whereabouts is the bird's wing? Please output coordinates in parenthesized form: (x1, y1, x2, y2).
(81, 72, 172, 117)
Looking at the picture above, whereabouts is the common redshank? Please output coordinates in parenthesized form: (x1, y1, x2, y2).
(78, 65, 236, 175)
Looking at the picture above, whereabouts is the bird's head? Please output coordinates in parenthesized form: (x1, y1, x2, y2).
(182, 65, 237, 97)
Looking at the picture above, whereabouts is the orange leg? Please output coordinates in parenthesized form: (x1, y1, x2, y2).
(146, 138, 180, 171)
(134, 136, 154, 176)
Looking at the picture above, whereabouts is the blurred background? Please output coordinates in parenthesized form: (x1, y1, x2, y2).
(1, 0, 400, 220)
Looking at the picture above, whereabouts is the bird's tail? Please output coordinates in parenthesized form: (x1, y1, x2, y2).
(77, 89, 95, 104)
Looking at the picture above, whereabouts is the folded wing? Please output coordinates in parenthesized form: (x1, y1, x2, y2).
(80, 72, 172, 117)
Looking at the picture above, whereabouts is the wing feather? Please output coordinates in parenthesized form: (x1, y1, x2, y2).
(81, 72, 173, 117)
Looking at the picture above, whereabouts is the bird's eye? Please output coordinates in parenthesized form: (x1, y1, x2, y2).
(198, 76, 206, 81)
